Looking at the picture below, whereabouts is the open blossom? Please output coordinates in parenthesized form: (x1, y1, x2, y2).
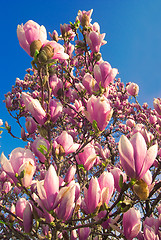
(17, 20, 47, 56)
(82, 73, 97, 94)
(77, 9, 93, 27)
(86, 31, 107, 53)
(21, 92, 47, 125)
(94, 61, 118, 88)
(118, 132, 158, 179)
(84, 95, 113, 131)
(0, 148, 36, 187)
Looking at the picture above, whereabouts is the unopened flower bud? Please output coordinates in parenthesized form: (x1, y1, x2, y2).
(38, 44, 54, 63)
(30, 40, 42, 57)
(81, 14, 90, 27)
(21, 127, 26, 140)
(133, 179, 149, 200)
(127, 82, 139, 96)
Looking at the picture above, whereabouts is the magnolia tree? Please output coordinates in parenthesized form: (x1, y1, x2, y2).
(0, 9, 161, 240)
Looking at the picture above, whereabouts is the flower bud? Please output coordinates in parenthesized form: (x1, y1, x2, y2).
(38, 44, 54, 63)
(25, 117, 37, 134)
(133, 179, 149, 200)
(127, 82, 139, 96)
(123, 208, 141, 240)
(30, 39, 42, 57)
(153, 98, 161, 115)
(64, 165, 76, 183)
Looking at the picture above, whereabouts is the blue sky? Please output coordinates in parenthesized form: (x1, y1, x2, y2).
(1, 0, 161, 155)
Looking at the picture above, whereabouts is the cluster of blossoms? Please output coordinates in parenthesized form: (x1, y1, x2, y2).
(0, 9, 161, 240)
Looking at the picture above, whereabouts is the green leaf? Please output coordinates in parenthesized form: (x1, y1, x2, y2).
(92, 120, 99, 133)
(78, 164, 84, 170)
(119, 174, 123, 189)
(130, 178, 136, 186)
(102, 162, 106, 167)
(37, 144, 48, 156)
(34, 49, 39, 58)
(19, 170, 25, 179)
(0, 220, 5, 225)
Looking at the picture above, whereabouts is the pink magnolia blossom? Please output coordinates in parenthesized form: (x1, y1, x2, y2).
(64, 165, 76, 183)
(49, 99, 63, 123)
(98, 171, 114, 204)
(21, 92, 47, 125)
(118, 132, 158, 179)
(16, 198, 27, 220)
(123, 208, 141, 240)
(3, 181, 12, 194)
(23, 202, 33, 233)
(78, 226, 91, 240)
(127, 82, 139, 96)
(54, 185, 76, 221)
(84, 95, 113, 131)
(0, 148, 36, 187)
(110, 167, 127, 192)
(31, 137, 50, 163)
(86, 31, 107, 53)
(143, 225, 160, 240)
(82, 73, 97, 94)
(60, 24, 75, 41)
(153, 98, 161, 115)
(25, 117, 37, 134)
(5, 96, 12, 108)
(83, 177, 101, 214)
(37, 165, 59, 211)
(144, 216, 160, 237)
(49, 74, 63, 97)
(76, 143, 97, 171)
(77, 9, 93, 27)
(94, 61, 118, 88)
(17, 20, 47, 56)
(56, 131, 79, 155)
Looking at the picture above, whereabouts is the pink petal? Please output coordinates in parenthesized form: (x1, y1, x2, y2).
(130, 132, 147, 177)
(139, 143, 158, 179)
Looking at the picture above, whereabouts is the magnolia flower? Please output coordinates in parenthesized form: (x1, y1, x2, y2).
(127, 82, 139, 96)
(56, 131, 79, 155)
(37, 165, 59, 211)
(118, 132, 158, 179)
(123, 208, 141, 240)
(17, 20, 47, 56)
(86, 31, 107, 53)
(94, 61, 118, 88)
(21, 92, 47, 125)
(84, 95, 113, 131)
(76, 143, 97, 171)
(0, 148, 36, 187)
(31, 137, 50, 163)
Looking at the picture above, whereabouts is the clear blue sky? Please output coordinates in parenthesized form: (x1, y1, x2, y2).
(1, 0, 161, 155)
